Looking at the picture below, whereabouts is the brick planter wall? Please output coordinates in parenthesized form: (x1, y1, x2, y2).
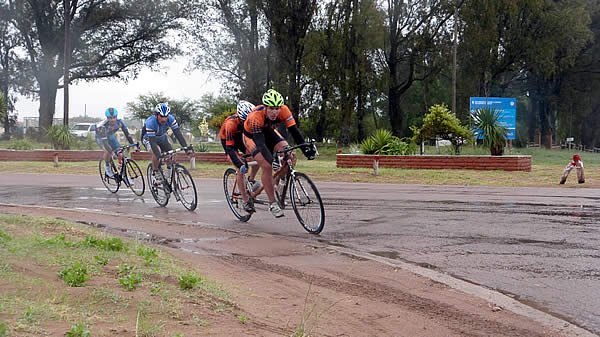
(336, 154, 532, 172)
(0, 150, 230, 164)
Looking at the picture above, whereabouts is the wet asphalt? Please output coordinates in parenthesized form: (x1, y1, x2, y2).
(0, 173, 599, 334)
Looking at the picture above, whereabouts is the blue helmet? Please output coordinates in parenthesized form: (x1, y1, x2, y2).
(236, 100, 255, 121)
(154, 103, 170, 117)
(105, 107, 118, 118)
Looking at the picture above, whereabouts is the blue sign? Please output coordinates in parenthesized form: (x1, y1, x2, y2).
(470, 97, 516, 140)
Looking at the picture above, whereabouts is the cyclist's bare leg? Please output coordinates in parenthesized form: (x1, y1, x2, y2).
(150, 149, 162, 171)
(254, 152, 276, 202)
(273, 141, 289, 181)
(228, 155, 249, 202)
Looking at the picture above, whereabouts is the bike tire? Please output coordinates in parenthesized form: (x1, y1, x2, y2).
(223, 168, 251, 222)
(99, 159, 120, 193)
(289, 172, 325, 234)
(173, 164, 197, 211)
(125, 159, 145, 196)
(147, 164, 170, 207)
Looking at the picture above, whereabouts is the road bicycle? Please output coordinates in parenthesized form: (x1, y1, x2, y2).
(98, 143, 145, 196)
(223, 142, 325, 234)
(147, 145, 197, 211)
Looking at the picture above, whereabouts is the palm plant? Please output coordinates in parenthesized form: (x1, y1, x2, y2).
(472, 107, 507, 156)
(46, 124, 75, 150)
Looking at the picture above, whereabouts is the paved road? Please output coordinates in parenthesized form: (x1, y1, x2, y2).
(1, 173, 599, 334)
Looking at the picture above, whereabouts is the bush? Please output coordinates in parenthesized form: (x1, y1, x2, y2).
(361, 129, 416, 155)
(58, 262, 89, 287)
(178, 271, 201, 290)
(411, 104, 472, 154)
(46, 124, 75, 150)
(472, 106, 507, 156)
(6, 139, 34, 150)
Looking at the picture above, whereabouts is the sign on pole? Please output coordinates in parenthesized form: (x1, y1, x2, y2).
(470, 97, 516, 140)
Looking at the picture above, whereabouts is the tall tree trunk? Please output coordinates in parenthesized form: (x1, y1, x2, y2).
(1, 86, 8, 139)
(356, 77, 365, 141)
(316, 86, 328, 142)
(389, 85, 404, 137)
(539, 98, 553, 149)
(38, 71, 60, 132)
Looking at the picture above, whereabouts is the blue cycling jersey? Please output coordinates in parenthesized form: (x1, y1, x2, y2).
(143, 114, 179, 139)
(95, 119, 129, 139)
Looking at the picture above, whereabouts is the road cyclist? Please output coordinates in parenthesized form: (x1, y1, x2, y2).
(223, 140, 324, 234)
(142, 102, 197, 210)
(96, 107, 139, 183)
(242, 89, 317, 218)
(219, 100, 261, 213)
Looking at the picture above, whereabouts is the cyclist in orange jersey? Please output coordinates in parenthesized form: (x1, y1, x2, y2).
(243, 89, 315, 218)
(220, 100, 260, 213)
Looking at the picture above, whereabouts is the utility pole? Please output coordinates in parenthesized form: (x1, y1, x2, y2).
(63, 0, 71, 126)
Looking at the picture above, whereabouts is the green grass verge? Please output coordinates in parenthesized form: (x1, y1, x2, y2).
(0, 214, 239, 336)
(0, 146, 597, 187)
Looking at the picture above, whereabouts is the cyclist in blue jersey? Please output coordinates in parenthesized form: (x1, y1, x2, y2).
(96, 107, 138, 177)
(142, 102, 192, 182)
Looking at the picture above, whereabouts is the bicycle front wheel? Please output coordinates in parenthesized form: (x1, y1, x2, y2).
(147, 164, 170, 207)
(289, 172, 324, 234)
(125, 159, 145, 196)
(99, 159, 119, 193)
(173, 164, 197, 211)
(223, 168, 251, 222)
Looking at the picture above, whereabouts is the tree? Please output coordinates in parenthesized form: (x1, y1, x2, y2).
(383, 0, 462, 138)
(196, 0, 266, 103)
(126, 92, 201, 128)
(411, 104, 472, 154)
(8, 0, 203, 132)
(260, 0, 318, 122)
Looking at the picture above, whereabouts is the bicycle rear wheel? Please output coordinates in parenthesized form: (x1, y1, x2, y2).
(147, 164, 170, 207)
(125, 159, 145, 196)
(173, 164, 197, 211)
(223, 168, 251, 222)
(289, 172, 324, 234)
(99, 159, 120, 193)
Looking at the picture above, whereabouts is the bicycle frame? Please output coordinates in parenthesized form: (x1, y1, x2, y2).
(239, 142, 313, 207)
(113, 143, 138, 184)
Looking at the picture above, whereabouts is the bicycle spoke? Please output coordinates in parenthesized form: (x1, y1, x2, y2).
(125, 160, 145, 196)
(147, 164, 169, 207)
(223, 168, 251, 221)
(290, 172, 324, 234)
(174, 165, 197, 211)
(98, 159, 119, 193)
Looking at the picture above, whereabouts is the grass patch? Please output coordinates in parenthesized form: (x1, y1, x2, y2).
(0, 147, 597, 186)
(0, 213, 239, 336)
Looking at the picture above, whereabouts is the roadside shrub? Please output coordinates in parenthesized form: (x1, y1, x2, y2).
(6, 139, 33, 150)
(411, 104, 472, 154)
(46, 124, 75, 150)
(178, 271, 201, 290)
(472, 106, 507, 156)
(119, 272, 142, 291)
(65, 323, 90, 337)
(59, 262, 89, 287)
(361, 129, 416, 155)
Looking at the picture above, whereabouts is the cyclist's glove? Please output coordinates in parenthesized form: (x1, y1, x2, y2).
(301, 145, 316, 160)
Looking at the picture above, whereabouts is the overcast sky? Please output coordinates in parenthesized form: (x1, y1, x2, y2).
(14, 57, 222, 121)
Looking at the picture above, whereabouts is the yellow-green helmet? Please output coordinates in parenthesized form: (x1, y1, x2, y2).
(262, 89, 284, 107)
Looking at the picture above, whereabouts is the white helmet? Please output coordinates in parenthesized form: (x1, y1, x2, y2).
(236, 100, 255, 121)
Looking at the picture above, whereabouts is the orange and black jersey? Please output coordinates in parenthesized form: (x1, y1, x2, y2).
(219, 115, 244, 147)
(219, 115, 246, 168)
(243, 105, 296, 135)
